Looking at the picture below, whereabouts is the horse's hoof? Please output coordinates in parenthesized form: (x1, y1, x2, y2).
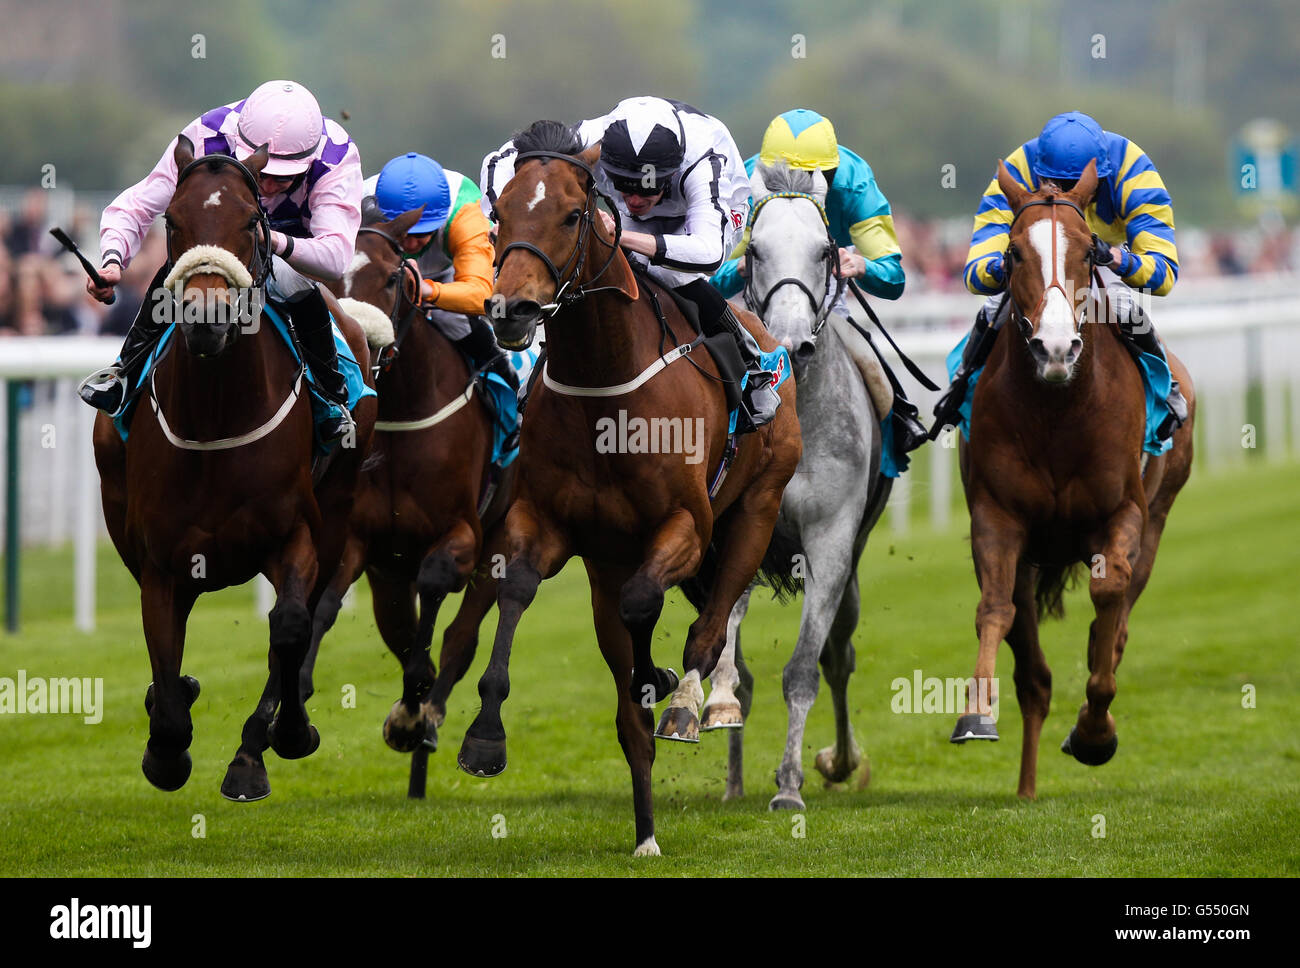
(700, 699, 744, 731)
(220, 753, 270, 802)
(430, 703, 447, 729)
(458, 733, 507, 777)
(950, 713, 999, 743)
(814, 745, 862, 784)
(632, 836, 661, 857)
(383, 699, 431, 753)
(141, 748, 192, 791)
(267, 720, 321, 760)
(422, 719, 438, 752)
(1061, 726, 1118, 766)
(769, 792, 805, 811)
(144, 675, 201, 716)
(655, 705, 700, 743)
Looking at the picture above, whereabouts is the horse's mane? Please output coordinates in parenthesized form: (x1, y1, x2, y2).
(755, 162, 817, 196)
(514, 120, 583, 157)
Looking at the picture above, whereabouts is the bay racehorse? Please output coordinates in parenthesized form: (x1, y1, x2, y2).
(304, 205, 515, 797)
(704, 162, 894, 809)
(952, 159, 1195, 798)
(92, 136, 377, 800)
(458, 129, 802, 855)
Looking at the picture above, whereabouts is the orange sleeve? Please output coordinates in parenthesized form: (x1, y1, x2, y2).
(424, 204, 495, 315)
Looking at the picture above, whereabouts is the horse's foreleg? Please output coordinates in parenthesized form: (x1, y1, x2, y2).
(265, 520, 321, 762)
(815, 571, 866, 788)
(954, 500, 1025, 745)
(588, 562, 661, 855)
(1006, 563, 1051, 799)
(1064, 501, 1143, 766)
(385, 521, 478, 753)
(703, 586, 752, 734)
(458, 504, 568, 778)
(771, 535, 853, 811)
(140, 568, 198, 791)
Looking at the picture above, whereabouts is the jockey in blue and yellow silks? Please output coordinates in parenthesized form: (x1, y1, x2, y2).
(712, 108, 905, 302)
(932, 110, 1188, 439)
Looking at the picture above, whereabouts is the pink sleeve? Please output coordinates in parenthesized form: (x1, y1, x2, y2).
(99, 116, 204, 267)
(282, 141, 362, 282)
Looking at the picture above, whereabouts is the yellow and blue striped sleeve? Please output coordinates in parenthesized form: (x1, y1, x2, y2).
(963, 146, 1032, 295)
(1112, 140, 1179, 296)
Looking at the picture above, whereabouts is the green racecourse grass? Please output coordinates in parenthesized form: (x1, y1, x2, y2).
(0, 458, 1296, 877)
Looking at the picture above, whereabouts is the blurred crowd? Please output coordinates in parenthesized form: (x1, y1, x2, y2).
(1, 185, 1297, 337)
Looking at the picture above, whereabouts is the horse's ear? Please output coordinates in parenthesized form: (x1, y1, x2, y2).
(749, 164, 771, 200)
(173, 134, 195, 171)
(997, 160, 1028, 213)
(388, 206, 426, 240)
(577, 142, 601, 173)
(243, 143, 270, 178)
(1067, 158, 1099, 209)
(811, 168, 829, 202)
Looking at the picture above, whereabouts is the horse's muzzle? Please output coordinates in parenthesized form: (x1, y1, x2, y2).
(1028, 335, 1082, 384)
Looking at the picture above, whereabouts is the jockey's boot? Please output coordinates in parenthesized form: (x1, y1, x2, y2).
(681, 279, 779, 429)
(78, 263, 171, 415)
(456, 314, 520, 393)
(1112, 288, 1188, 440)
(930, 296, 1003, 439)
(289, 285, 354, 443)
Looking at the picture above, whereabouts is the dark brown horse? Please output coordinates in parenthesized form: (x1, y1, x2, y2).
(458, 135, 802, 855)
(305, 206, 514, 796)
(953, 159, 1195, 798)
(92, 135, 376, 800)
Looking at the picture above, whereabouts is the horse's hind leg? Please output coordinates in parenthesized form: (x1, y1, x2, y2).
(703, 585, 752, 731)
(814, 571, 866, 787)
(589, 561, 660, 856)
(385, 522, 478, 753)
(265, 521, 322, 762)
(1005, 563, 1051, 799)
(300, 532, 366, 702)
(140, 568, 199, 791)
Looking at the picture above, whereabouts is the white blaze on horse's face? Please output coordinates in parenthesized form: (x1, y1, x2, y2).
(526, 180, 546, 211)
(343, 251, 369, 297)
(1026, 217, 1084, 384)
(203, 189, 223, 209)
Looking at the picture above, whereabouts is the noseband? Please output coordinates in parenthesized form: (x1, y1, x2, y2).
(742, 191, 843, 336)
(492, 150, 626, 317)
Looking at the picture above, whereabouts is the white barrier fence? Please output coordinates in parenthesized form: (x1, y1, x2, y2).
(1, 276, 1298, 631)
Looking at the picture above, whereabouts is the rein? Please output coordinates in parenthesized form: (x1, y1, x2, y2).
(742, 190, 843, 335)
(493, 150, 625, 317)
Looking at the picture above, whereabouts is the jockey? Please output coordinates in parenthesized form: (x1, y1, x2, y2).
(711, 108, 905, 303)
(481, 95, 781, 429)
(362, 152, 517, 392)
(79, 80, 362, 442)
(932, 110, 1189, 439)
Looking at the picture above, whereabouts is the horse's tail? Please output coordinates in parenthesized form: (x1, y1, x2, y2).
(677, 517, 804, 613)
(1035, 562, 1080, 620)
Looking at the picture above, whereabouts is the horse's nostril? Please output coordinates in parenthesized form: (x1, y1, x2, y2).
(1028, 338, 1048, 362)
(793, 341, 815, 365)
(506, 299, 541, 322)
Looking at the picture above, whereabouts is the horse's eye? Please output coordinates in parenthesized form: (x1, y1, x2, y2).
(748, 245, 760, 260)
(1007, 244, 1020, 261)
(564, 210, 582, 227)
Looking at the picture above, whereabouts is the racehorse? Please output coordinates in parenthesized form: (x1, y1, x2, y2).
(703, 162, 893, 809)
(458, 127, 802, 855)
(304, 205, 514, 796)
(91, 135, 377, 800)
(952, 159, 1195, 798)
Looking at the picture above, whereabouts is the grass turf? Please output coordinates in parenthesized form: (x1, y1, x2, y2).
(0, 458, 1296, 876)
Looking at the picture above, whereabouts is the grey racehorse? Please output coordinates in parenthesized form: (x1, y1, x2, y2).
(701, 163, 894, 810)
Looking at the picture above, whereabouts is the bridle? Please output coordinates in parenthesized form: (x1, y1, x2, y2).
(742, 190, 843, 336)
(492, 150, 625, 318)
(169, 152, 274, 289)
(1004, 195, 1101, 340)
(356, 224, 424, 375)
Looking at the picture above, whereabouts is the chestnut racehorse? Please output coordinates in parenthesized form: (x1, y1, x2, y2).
(457, 130, 801, 856)
(953, 159, 1195, 798)
(92, 136, 376, 801)
(306, 206, 515, 797)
